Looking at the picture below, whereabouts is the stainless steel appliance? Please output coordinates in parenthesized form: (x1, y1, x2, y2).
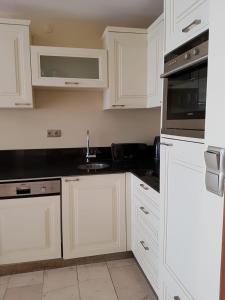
(204, 147, 225, 196)
(161, 31, 208, 138)
(0, 179, 60, 199)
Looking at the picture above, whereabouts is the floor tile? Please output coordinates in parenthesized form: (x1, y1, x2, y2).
(77, 262, 111, 282)
(0, 276, 10, 286)
(4, 284, 42, 300)
(77, 262, 117, 300)
(8, 271, 43, 288)
(109, 262, 156, 300)
(107, 258, 136, 269)
(0, 276, 10, 299)
(78, 278, 118, 300)
(42, 285, 80, 300)
(43, 266, 78, 294)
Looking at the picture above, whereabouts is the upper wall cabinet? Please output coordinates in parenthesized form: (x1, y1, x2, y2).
(31, 46, 108, 89)
(147, 14, 164, 108)
(103, 27, 148, 109)
(0, 19, 33, 108)
(165, 0, 209, 54)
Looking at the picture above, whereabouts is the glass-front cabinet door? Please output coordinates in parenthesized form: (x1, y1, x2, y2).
(31, 46, 108, 88)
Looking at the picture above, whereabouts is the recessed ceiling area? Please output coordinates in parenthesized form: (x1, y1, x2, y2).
(0, 0, 163, 27)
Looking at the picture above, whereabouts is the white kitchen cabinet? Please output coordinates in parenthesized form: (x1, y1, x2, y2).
(205, 0, 225, 148)
(0, 19, 33, 108)
(159, 137, 223, 300)
(103, 27, 148, 109)
(131, 174, 160, 294)
(62, 174, 126, 259)
(31, 46, 107, 89)
(164, 0, 209, 53)
(147, 14, 164, 108)
(0, 195, 61, 264)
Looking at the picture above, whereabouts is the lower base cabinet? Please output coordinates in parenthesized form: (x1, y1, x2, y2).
(62, 174, 126, 259)
(131, 175, 160, 295)
(0, 196, 61, 264)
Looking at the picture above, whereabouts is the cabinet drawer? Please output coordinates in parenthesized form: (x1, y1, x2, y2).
(161, 273, 191, 300)
(165, 0, 209, 53)
(133, 176, 160, 211)
(133, 223, 159, 293)
(134, 192, 159, 244)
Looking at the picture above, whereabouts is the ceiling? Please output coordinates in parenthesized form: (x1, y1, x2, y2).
(0, 0, 163, 27)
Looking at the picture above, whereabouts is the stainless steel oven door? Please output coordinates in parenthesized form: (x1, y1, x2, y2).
(161, 61, 207, 139)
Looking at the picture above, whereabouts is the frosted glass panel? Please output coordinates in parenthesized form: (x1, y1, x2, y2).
(40, 56, 99, 79)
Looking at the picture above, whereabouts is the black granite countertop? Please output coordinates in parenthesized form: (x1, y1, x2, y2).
(0, 147, 160, 193)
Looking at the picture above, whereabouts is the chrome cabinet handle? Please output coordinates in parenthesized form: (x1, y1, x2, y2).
(65, 178, 80, 182)
(182, 19, 201, 33)
(140, 241, 149, 251)
(140, 183, 149, 191)
(112, 104, 125, 107)
(174, 297, 181, 300)
(160, 142, 173, 147)
(140, 206, 149, 215)
(65, 81, 79, 85)
(15, 102, 31, 106)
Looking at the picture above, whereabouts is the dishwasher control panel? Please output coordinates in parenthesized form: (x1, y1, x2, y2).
(0, 179, 61, 199)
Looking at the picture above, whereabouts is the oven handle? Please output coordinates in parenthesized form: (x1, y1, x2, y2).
(160, 54, 208, 78)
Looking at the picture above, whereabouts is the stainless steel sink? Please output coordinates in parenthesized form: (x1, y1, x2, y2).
(78, 163, 110, 170)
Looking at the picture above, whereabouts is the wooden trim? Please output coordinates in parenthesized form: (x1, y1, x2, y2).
(0, 251, 133, 276)
(220, 193, 225, 300)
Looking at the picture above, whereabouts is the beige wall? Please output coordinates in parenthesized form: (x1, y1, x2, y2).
(0, 17, 161, 150)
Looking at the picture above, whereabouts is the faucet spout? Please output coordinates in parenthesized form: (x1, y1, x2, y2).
(86, 130, 96, 163)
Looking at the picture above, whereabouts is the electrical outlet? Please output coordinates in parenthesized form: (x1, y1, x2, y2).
(47, 129, 62, 138)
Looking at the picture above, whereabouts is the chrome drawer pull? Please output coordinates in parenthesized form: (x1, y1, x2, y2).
(174, 297, 181, 300)
(160, 142, 173, 147)
(140, 241, 149, 251)
(15, 102, 31, 106)
(140, 183, 149, 191)
(140, 206, 149, 215)
(65, 81, 79, 85)
(182, 19, 201, 33)
(65, 178, 80, 182)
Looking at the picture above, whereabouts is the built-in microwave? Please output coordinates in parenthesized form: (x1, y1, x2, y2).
(161, 31, 209, 139)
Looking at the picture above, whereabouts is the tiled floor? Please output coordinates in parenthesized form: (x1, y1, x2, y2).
(0, 258, 157, 300)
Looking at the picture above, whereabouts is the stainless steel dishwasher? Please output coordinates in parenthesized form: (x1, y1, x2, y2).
(0, 179, 62, 265)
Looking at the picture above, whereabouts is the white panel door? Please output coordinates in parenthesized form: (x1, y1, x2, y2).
(147, 14, 164, 108)
(205, 0, 225, 148)
(104, 32, 147, 109)
(0, 196, 61, 264)
(159, 138, 223, 300)
(0, 23, 33, 108)
(62, 174, 126, 259)
(165, 0, 209, 53)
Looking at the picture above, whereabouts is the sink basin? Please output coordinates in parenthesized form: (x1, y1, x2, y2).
(78, 163, 110, 170)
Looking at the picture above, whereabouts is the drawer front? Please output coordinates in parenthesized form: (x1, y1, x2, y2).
(133, 176, 160, 210)
(134, 191, 159, 244)
(133, 223, 159, 293)
(165, 0, 209, 53)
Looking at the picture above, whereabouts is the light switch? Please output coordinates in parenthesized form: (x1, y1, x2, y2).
(205, 171, 219, 194)
(204, 150, 220, 171)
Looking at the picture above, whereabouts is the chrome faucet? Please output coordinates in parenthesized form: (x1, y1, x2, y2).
(86, 130, 96, 163)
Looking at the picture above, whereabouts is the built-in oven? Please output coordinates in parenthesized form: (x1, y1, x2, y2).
(161, 31, 209, 138)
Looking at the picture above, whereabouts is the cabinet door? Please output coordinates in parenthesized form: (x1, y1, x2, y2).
(160, 138, 223, 300)
(165, 0, 209, 53)
(104, 32, 147, 109)
(31, 46, 107, 88)
(0, 196, 61, 264)
(0, 24, 33, 108)
(62, 174, 126, 259)
(147, 15, 164, 108)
